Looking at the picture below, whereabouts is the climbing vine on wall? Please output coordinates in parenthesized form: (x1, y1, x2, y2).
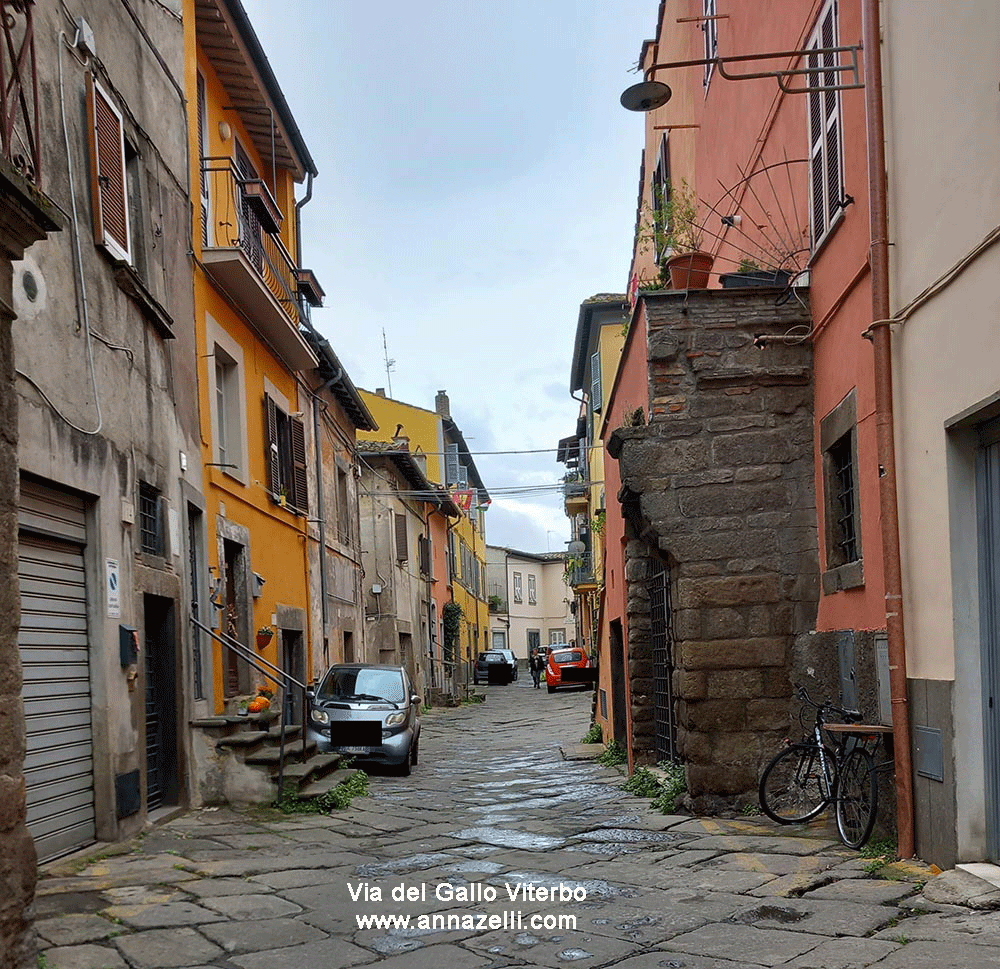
(442, 601, 462, 664)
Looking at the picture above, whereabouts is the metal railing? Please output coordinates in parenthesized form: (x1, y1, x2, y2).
(190, 615, 308, 795)
(568, 552, 595, 587)
(1, 0, 41, 185)
(200, 157, 300, 324)
(563, 476, 587, 500)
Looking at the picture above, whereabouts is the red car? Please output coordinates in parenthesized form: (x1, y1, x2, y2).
(546, 647, 591, 693)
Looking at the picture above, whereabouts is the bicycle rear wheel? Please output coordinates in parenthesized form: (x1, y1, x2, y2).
(759, 743, 836, 823)
(835, 748, 878, 848)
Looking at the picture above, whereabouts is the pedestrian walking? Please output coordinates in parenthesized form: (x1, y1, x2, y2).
(529, 648, 544, 688)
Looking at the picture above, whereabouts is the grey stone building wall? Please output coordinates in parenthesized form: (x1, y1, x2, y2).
(610, 288, 821, 810)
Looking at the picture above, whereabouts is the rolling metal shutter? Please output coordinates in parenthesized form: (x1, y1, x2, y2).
(18, 480, 95, 862)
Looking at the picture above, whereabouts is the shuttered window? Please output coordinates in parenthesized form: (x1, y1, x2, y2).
(513, 572, 523, 604)
(590, 350, 602, 413)
(395, 513, 408, 562)
(807, 0, 844, 249)
(418, 534, 431, 575)
(264, 394, 308, 513)
(445, 443, 460, 486)
(87, 75, 131, 263)
(651, 133, 671, 263)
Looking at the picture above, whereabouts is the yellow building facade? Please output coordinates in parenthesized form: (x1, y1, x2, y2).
(358, 390, 490, 678)
(184, 0, 321, 714)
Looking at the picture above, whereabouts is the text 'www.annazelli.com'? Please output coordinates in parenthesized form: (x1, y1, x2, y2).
(355, 912, 578, 932)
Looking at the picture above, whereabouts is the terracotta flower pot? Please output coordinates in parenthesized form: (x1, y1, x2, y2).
(666, 251, 714, 290)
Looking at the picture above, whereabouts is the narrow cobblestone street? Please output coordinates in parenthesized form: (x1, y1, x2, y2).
(35, 682, 1000, 969)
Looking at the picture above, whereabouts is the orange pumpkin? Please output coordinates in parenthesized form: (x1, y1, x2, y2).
(255, 695, 271, 710)
(247, 698, 266, 714)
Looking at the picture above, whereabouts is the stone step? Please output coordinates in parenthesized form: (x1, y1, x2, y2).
(245, 741, 315, 766)
(265, 725, 302, 741)
(216, 731, 270, 749)
(274, 752, 343, 785)
(297, 768, 361, 800)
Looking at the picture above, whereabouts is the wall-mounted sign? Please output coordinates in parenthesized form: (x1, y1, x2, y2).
(106, 558, 121, 618)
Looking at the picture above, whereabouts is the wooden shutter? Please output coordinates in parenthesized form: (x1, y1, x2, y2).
(591, 350, 602, 413)
(264, 395, 280, 497)
(86, 74, 131, 263)
(394, 513, 408, 561)
(418, 535, 430, 575)
(445, 443, 460, 486)
(289, 416, 308, 512)
(807, 1, 842, 246)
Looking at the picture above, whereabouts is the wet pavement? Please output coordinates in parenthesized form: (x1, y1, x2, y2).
(35, 679, 1000, 968)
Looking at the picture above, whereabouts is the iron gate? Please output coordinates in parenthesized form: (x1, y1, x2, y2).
(648, 567, 678, 763)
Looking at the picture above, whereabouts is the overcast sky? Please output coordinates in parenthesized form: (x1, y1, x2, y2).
(241, 0, 653, 552)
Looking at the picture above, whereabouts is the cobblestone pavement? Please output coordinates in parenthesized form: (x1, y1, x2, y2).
(35, 680, 1000, 968)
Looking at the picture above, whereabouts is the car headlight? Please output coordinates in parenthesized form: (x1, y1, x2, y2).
(384, 711, 406, 727)
(310, 708, 329, 725)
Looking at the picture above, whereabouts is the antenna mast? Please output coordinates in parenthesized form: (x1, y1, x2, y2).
(382, 329, 395, 397)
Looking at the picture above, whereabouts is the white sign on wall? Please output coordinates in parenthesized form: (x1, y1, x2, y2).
(106, 558, 121, 618)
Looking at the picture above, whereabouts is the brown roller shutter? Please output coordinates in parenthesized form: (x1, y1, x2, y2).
(289, 416, 308, 512)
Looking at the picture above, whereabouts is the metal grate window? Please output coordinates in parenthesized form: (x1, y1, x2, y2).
(139, 482, 162, 555)
(649, 567, 679, 764)
(830, 434, 858, 562)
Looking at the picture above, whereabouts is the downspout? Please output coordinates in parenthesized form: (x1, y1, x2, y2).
(862, 0, 915, 859)
(312, 366, 340, 667)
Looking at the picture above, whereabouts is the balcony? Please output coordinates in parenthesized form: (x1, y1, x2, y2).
(200, 158, 318, 371)
(2, 0, 41, 186)
(567, 552, 597, 591)
(563, 476, 588, 516)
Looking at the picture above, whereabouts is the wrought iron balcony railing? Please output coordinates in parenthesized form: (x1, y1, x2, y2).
(568, 552, 595, 588)
(1, 0, 41, 185)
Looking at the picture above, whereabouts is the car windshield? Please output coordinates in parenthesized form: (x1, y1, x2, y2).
(318, 667, 406, 704)
(552, 650, 583, 664)
(482, 653, 505, 663)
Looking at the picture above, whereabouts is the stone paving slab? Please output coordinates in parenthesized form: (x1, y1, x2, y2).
(872, 908, 1000, 946)
(199, 892, 303, 919)
(681, 835, 840, 856)
(34, 913, 120, 947)
(231, 936, 377, 968)
(464, 921, 642, 966)
(181, 876, 279, 897)
(783, 936, 902, 968)
(661, 923, 831, 966)
(38, 943, 128, 969)
(869, 940, 1000, 967)
(199, 915, 328, 954)
(101, 899, 226, 929)
(803, 876, 919, 904)
(113, 926, 225, 968)
(726, 896, 898, 937)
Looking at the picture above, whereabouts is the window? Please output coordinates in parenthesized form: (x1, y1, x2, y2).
(87, 75, 131, 263)
(513, 572, 523, 604)
(208, 322, 246, 480)
(807, 0, 844, 248)
(336, 461, 350, 544)
(703, 0, 718, 88)
(394, 512, 408, 562)
(590, 350, 602, 414)
(651, 134, 671, 264)
(820, 389, 863, 593)
(138, 481, 162, 555)
(549, 629, 567, 645)
(418, 534, 431, 576)
(264, 393, 308, 513)
(527, 574, 537, 605)
(234, 139, 263, 268)
(448, 530, 456, 580)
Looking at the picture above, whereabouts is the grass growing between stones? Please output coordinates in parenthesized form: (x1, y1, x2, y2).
(620, 762, 688, 813)
(598, 740, 627, 767)
(860, 834, 899, 874)
(581, 723, 603, 744)
(274, 770, 370, 814)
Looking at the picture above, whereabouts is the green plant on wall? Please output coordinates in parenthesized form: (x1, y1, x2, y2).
(591, 510, 606, 537)
(442, 601, 462, 664)
(638, 179, 704, 275)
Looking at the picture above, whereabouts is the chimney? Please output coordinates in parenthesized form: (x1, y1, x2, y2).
(375, 387, 386, 397)
(392, 423, 409, 450)
(435, 390, 450, 418)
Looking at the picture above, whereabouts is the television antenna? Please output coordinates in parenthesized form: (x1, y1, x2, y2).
(382, 329, 395, 398)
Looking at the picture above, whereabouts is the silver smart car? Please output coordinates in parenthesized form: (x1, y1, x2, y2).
(307, 664, 421, 775)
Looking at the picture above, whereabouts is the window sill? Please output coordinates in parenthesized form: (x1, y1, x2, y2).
(112, 261, 175, 339)
(822, 559, 864, 595)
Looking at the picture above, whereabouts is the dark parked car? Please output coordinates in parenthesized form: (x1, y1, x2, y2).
(493, 647, 518, 680)
(307, 664, 420, 774)
(474, 651, 513, 685)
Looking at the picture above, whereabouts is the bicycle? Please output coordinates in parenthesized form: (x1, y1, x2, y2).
(758, 685, 878, 849)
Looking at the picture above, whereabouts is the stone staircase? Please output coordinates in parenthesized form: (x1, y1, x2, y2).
(191, 712, 358, 803)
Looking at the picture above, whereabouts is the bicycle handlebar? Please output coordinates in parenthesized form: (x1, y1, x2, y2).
(793, 683, 858, 724)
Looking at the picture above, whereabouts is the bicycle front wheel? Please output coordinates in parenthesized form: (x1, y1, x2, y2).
(835, 748, 878, 849)
(759, 743, 836, 823)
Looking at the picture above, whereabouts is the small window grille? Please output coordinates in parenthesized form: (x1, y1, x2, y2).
(829, 435, 857, 563)
(139, 482, 162, 555)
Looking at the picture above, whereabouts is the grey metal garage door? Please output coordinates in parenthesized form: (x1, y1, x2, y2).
(18, 481, 95, 862)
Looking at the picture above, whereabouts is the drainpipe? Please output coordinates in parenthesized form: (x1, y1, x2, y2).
(313, 360, 342, 668)
(862, 0, 914, 859)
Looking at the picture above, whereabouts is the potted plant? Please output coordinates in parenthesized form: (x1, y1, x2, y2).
(659, 179, 714, 289)
(237, 699, 249, 717)
(719, 257, 793, 289)
(255, 625, 274, 649)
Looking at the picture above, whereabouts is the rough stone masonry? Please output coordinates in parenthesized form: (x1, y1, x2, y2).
(610, 287, 820, 812)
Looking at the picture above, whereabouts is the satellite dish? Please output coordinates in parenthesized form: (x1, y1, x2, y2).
(620, 80, 672, 112)
(567, 540, 586, 556)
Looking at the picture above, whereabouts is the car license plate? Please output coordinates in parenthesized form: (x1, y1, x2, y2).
(340, 746, 370, 754)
